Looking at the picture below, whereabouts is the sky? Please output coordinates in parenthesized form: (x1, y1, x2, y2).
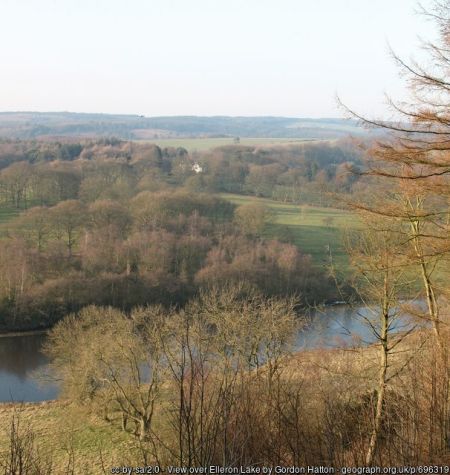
(0, 0, 437, 118)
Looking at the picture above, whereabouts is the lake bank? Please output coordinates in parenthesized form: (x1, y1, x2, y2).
(0, 329, 48, 338)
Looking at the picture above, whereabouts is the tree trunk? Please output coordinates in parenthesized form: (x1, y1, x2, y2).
(366, 275, 389, 466)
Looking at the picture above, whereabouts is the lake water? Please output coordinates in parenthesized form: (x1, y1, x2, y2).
(0, 305, 416, 403)
(0, 333, 58, 402)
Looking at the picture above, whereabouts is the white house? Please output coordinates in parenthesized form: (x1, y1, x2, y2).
(192, 163, 203, 173)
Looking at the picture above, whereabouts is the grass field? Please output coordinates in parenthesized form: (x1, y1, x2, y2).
(138, 137, 320, 151)
(0, 205, 19, 224)
(0, 205, 20, 237)
(222, 193, 358, 270)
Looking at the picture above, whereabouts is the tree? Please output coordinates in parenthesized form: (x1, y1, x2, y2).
(14, 206, 51, 252)
(0, 238, 30, 327)
(157, 284, 298, 466)
(245, 163, 284, 197)
(49, 200, 85, 256)
(234, 202, 273, 236)
(0, 162, 32, 208)
(45, 305, 167, 441)
(88, 199, 131, 238)
(346, 217, 410, 465)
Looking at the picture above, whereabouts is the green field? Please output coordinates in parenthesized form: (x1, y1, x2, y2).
(0, 205, 19, 224)
(139, 137, 319, 151)
(222, 193, 358, 270)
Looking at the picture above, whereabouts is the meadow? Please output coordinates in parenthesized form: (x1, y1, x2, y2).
(0, 205, 20, 238)
(140, 136, 318, 151)
(0, 205, 19, 224)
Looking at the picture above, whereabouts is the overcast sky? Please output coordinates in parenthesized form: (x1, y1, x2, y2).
(0, 0, 436, 118)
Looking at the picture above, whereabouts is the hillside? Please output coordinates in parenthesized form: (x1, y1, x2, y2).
(0, 112, 365, 140)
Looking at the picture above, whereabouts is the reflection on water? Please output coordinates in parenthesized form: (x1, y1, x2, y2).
(0, 334, 47, 378)
(0, 304, 418, 403)
(0, 334, 58, 402)
(296, 304, 418, 349)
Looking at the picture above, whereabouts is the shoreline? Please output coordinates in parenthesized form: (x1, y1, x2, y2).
(0, 399, 59, 407)
(0, 329, 48, 338)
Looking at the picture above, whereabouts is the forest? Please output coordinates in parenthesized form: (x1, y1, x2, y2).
(0, 138, 358, 330)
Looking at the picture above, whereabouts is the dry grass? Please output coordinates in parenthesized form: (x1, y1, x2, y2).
(0, 401, 137, 474)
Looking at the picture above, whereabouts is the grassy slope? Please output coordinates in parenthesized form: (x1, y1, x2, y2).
(0, 205, 21, 238)
(0, 402, 136, 474)
(0, 205, 19, 224)
(222, 193, 358, 270)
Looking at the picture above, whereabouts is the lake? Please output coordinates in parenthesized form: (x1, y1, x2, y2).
(0, 304, 416, 403)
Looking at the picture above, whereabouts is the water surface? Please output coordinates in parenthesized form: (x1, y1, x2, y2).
(0, 333, 58, 402)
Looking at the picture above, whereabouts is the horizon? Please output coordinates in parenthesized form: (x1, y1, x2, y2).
(0, 110, 354, 119)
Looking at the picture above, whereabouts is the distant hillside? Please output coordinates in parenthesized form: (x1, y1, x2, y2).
(0, 112, 365, 140)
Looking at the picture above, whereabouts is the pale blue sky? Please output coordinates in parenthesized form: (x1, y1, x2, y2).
(0, 0, 436, 117)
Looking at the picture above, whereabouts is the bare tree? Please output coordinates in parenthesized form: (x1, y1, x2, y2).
(45, 305, 167, 442)
(0, 409, 54, 475)
(347, 216, 413, 464)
